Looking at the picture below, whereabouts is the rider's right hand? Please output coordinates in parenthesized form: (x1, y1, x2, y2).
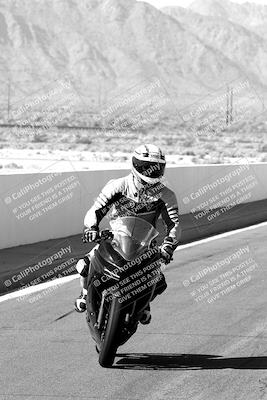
(83, 226, 99, 243)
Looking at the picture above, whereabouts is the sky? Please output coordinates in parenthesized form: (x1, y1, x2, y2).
(137, 0, 267, 8)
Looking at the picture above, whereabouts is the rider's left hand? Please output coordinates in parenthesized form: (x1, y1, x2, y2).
(160, 237, 178, 264)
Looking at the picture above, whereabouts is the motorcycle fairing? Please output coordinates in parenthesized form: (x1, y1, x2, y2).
(91, 240, 126, 277)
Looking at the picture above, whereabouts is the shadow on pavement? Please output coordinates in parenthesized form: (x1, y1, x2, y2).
(114, 353, 267, 370)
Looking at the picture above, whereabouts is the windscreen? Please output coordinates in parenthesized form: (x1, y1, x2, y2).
(109, 216, 158, 261)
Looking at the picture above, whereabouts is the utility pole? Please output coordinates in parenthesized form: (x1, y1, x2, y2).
(230, 86, 233, 123)
(98, 79, 101, 109)
(226, 85, 233, 126)
(7, 77, 11, 122)
(226, 86, 229, 126)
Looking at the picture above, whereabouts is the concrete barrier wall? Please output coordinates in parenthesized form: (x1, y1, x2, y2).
(0, 163, 267, 250)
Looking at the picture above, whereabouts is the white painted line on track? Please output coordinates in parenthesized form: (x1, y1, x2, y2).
(1, 220, 267, 304)
(0, 274, 79, 303)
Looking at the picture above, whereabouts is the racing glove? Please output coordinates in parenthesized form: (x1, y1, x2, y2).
(160, 237, 178, 264)
(83, 226, 99, 243)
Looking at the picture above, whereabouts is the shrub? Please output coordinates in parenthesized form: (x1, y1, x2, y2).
(76, 134, 92, 145)
(5, 162, 23, 169)
(33, 132, 48, 142)
(182, 150, 195, 156)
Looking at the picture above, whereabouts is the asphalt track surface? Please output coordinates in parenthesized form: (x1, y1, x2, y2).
(1, 223, 267, 400)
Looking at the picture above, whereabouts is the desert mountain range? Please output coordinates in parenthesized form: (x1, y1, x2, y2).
(0, 0, 266, 120)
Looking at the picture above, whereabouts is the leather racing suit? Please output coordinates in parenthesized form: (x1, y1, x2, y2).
(76, 173, 180, 294)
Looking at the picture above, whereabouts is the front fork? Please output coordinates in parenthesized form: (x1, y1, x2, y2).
(92, 269, 158, 329)
(95, 287, 153, 328)
(95, 289, 108, 329)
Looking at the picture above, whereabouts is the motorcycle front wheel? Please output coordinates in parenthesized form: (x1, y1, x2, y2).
(99, 297, 122, 368)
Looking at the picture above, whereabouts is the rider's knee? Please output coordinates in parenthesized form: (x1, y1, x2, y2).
(151, 272, 167, 301)
(76, 257, 90, 278)
(157, 272, 167, 293)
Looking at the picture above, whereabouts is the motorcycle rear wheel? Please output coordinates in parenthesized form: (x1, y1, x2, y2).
(98, 297, 122, 368)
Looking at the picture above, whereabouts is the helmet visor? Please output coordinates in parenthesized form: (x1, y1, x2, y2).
(132, 157, 166, 179)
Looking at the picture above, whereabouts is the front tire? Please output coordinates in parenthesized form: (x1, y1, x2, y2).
(98, 297, 122, 368)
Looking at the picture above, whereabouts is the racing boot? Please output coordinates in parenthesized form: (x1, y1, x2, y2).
(74, 289, 87, 313)
(139, 304, 151, 325)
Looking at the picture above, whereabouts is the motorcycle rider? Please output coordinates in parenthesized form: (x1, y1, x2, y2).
(75, 144, 180, 324)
